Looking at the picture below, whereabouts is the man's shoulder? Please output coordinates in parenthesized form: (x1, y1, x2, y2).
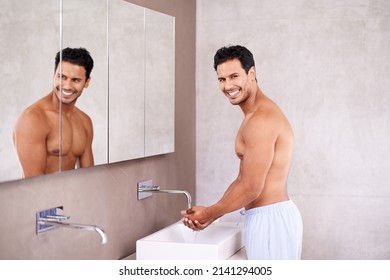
(71, 107, 93, 133)
(246, 100, 290, 134)
(251, 103, 282, 124)
(18, 104, 43, 119)
(74, 107, 93, 124)
(17, 98, 56, 127)
(14, 106, 52, 137)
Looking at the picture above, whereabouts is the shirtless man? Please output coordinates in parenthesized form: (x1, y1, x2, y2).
(181, 45, 303, 259)
(13, 47, 94, 178)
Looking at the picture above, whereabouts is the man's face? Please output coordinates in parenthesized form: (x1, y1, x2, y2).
(53, 61, 90, 105)
(216, 58, 255, 106)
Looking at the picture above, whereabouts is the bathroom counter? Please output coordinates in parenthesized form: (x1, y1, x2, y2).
(122, 247, 247, 260)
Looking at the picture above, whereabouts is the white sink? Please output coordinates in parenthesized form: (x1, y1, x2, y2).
(136, 221, 244, 260)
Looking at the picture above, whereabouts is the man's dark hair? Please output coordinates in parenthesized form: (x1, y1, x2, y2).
(55, 47, 94, 80)
(213, 45, 255, 74)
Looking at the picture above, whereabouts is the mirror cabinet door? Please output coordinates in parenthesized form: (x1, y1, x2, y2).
(62, 0, 109, 166)
(0, 0, 60, 182)
(108, 0, 145, 162)
(108, 2, 176, 162)
(144, 9, 175, 157)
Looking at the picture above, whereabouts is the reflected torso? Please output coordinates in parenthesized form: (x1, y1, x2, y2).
(13, 93, 93, 177)
(60, 106, 91, 170)
(42, 93, 93, 172)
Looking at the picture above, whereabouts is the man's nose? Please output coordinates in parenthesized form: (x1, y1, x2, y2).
(224, 79, 234, 90)
(61, 79, 71, 89)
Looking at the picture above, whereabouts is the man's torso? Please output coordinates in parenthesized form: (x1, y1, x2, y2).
(38, 95, 90, 172)
(235, 96, 293, 209)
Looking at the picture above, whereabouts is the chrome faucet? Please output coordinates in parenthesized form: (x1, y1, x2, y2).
(37, 212, 108, 245)
(138, 184, 192, 209)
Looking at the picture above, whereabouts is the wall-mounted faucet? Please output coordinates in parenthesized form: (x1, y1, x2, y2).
(137, 180, 192, 209)
(36, 207, 108, 245)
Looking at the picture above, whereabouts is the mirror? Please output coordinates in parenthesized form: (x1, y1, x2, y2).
(108, 0, 145, 162)
(62, 0, 108, 165)
(144, 8, 175, 157)
(0, 0, 175, 183)
(0, 0, 60, 182)
(108, 0, 175, 161)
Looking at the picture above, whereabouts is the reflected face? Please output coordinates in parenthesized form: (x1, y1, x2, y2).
(53, 61, 90, 105)
(216, 58, 255, 106)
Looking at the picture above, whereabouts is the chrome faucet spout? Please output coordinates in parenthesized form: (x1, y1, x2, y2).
(138, 184, 192, 209)
(156, 189, 192, 209)
(38, 218, 108, 244)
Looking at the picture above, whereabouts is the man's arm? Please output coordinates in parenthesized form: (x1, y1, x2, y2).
(79, 114, 94, 168)
(13, 110, 49, 178)
(182, 114, 279, 229)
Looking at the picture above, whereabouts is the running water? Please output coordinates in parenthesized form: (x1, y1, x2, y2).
(193, 231, 200, 243)
(183, 223, 201, 243)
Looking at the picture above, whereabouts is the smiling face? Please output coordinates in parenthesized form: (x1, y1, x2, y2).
(53, 61, 90, 105)
(216, 58, 256, 106)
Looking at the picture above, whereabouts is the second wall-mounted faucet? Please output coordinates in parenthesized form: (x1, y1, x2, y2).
(137, 180, 192, 209)
(36, 207, 108, 245)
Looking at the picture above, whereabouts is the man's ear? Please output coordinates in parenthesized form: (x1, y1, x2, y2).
(249, 66, 256, 82)
(84, 77, 91, 88)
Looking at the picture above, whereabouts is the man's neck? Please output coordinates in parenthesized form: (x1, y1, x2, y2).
(49, 91, 76, 116)
(240, 86, 263, 116)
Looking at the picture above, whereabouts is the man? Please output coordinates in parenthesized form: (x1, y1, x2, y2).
(13, 47, 94, 178)
(181, 45, 303, 259)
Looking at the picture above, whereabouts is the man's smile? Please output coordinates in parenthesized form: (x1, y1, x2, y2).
(61, 90, 75, 96)
(227, 89, 240, 97)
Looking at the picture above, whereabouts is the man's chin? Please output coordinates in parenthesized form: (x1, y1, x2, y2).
(60, 97, 78, 105)
(229, 99, 242, 106)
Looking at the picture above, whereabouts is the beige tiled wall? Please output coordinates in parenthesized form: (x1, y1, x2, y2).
(196, 0, 390, 259)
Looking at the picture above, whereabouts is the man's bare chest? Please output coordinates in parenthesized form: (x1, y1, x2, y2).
(46, 116, 87, 157)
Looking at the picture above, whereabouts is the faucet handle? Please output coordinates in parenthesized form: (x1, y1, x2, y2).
(42, 215, 71, 222)
(139, 185, 160, 192)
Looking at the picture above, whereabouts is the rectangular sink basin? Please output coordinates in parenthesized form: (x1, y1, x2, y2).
(136, 221, 244, 260)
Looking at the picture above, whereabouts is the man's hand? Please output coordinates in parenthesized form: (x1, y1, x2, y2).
(180, 206, 215, 231)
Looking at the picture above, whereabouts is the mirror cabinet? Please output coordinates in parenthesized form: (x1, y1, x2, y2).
(0, 0, 175, 182)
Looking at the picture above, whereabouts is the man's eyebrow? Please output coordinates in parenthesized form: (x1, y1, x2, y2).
(57, 73, 83, 80)
(218, 72, 239, 79)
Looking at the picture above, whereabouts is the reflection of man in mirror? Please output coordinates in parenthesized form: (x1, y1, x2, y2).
(13, 47, 94, 178)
